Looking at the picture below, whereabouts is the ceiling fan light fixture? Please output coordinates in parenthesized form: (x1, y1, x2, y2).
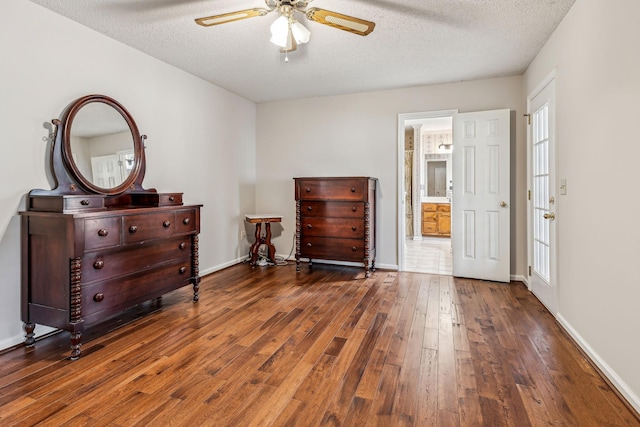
(291, 21, 310, 44)
(269, 15, 290, 47)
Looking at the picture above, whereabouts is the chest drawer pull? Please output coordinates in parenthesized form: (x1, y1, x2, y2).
(81, 199, 90, 206)
(352, 226, 357, 231)
(307, 206, 313, 211)
(352, 206, 357, 212)
(97, 229, 108, 237)
(179, 266, 187, 274)
(306, 188, 311, 193)
(182, 218, 190, 225)
(351, 187, 356, 192)
(179, 242, 187, 250)
(307, 243, 312, 248)
(93, 293, 104, 302)
(169, 196, 175, 202)
(129, 225, 138, 233)
(93, 260, 104, 270)
(352, 246, 357, 251)
(307, 224, 313, 229)
(163, 221, 171, 228)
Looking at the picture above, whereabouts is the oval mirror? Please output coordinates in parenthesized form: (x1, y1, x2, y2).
(62, 95, 142, 195)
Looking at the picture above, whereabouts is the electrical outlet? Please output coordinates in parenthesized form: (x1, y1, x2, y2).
(240, 230, 246, 240)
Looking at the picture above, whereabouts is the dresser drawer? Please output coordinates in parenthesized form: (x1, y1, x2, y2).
(301, 217, 364, 238)
(300, 236, 365, 261)
(422, 203, 436, 212)
(297, 179, 366, 201)
(84, 217, 122, 250)
(124, 212, 175, 243)
(82, 257, 193, 319)
(82, 236, 192, 284)
(174, 208, 198, 234)
(300, 201, 364, 218)
(437, 204, 451, 212)
(422, 222, 437, 234)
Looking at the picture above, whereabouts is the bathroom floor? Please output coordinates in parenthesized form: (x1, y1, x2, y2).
(403, 236, 452, 275)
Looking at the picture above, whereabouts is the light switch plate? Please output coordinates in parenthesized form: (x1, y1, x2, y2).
(560, 179, 567, 195)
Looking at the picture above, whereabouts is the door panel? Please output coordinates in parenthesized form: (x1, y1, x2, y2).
(453, 109, 510, 282)
(529, 78, 557, 313)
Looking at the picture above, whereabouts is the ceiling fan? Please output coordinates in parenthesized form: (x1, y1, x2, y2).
(195, 0, 375, 54)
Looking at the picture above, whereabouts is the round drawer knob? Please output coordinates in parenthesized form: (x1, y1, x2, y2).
(179, 242, 187, 250)
(183, 218, 190, 225)
(179, 266, 187, 274)
(93, 293, 104, 302)
(80, 199, 90, 206)
(97, 229, 108, 237)
(305, 188, 311, 193)
(169, 196, 175, 202)
(352, 246, 357, 251)
(352, 226, 357, 231)
(352, 206, 357, 212)
(351, 187, 356, 193)
(93, 260, 104, 270)
(306, 243, 312, 248)
(129, 225, 138, 233)
(307, 206, 313, 211)
(163, 221, 171, 228)
(307, 224, 313, 229)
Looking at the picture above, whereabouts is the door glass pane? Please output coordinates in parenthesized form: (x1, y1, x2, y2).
(532, 104, 550, 282)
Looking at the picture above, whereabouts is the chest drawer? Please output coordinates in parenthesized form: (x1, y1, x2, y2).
(81, 257, 193, 319)
(174, 208, 198, 234)
(300, 236, 365, 261)
(301, 217, 364, 238)
(84, 217, 122, 250)
(297, 179, 366, 201)
(82, 236, 192, 284)
(300, 201, 364, 218)
(124, 211, 175, 243)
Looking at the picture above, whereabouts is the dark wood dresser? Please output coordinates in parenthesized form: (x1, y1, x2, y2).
(294, 177, 377, 277)
(21, 94, 201, 359)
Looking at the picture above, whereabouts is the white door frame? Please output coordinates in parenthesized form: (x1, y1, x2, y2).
(527, 71, 558, 313)
(396, 109, 458, 271)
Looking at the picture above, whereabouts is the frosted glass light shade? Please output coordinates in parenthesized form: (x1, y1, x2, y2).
(270, 15, 290, 47)
(291, 21, 310, 44)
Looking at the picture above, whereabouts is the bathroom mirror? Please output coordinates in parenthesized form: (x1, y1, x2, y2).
(62, 95, 143, 195)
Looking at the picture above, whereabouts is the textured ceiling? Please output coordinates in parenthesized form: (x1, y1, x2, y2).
(29, 0, 575, 103)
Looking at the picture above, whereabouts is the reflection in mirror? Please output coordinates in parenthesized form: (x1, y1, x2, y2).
(69, 103, 135, 189)
(426, 160, 447, 197)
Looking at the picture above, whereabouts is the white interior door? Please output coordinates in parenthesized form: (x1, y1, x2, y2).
(528, 78, 557, 314)
(452, 109, 510, 282)
(91, 154, 121, 188)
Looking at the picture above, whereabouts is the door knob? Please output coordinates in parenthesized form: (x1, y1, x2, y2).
(543, 212, 556, 220)
(500, 201, 508, 208)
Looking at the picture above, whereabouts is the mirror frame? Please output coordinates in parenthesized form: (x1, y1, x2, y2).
(62, 95, 143, 196)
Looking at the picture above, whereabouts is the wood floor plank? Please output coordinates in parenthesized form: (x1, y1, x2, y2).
(0, 264, 637, 427)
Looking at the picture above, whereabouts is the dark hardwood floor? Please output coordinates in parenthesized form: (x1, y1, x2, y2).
(1, 263, 638, 426)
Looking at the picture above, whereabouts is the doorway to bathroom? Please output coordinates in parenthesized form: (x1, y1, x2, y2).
(397, 110, 456, 275)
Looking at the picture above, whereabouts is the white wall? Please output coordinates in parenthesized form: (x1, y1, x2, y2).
(256, 76, 526, 275)
(524, 0, 640, 410)
(0, 1, 256, 349)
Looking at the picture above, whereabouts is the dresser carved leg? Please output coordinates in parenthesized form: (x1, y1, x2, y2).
(192, 235, 200, 302)
(24, 322, 35, 347)
(372, 258, 376, 272)
(296, 257, 300, 272)
(70, 331, 82, 360)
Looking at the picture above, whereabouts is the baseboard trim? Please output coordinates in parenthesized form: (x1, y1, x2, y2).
(510, 274, 528, 286)
(556, 314, 640, 417)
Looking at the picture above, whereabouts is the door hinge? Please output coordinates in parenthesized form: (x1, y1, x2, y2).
(528, 190, 531, 201)
(523, 113, 531, 125)
(528, 265, 532, 276)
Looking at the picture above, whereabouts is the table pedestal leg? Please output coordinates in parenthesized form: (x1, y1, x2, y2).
(249, 222, 262, 265)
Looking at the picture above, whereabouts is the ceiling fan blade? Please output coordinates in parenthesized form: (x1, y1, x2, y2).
(305, 8, 375, 36)
(195, 8, 269, 27)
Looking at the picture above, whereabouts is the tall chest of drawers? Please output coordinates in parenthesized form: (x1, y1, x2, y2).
(21, 203, 201, 359)
(294, 177, 377, 277)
